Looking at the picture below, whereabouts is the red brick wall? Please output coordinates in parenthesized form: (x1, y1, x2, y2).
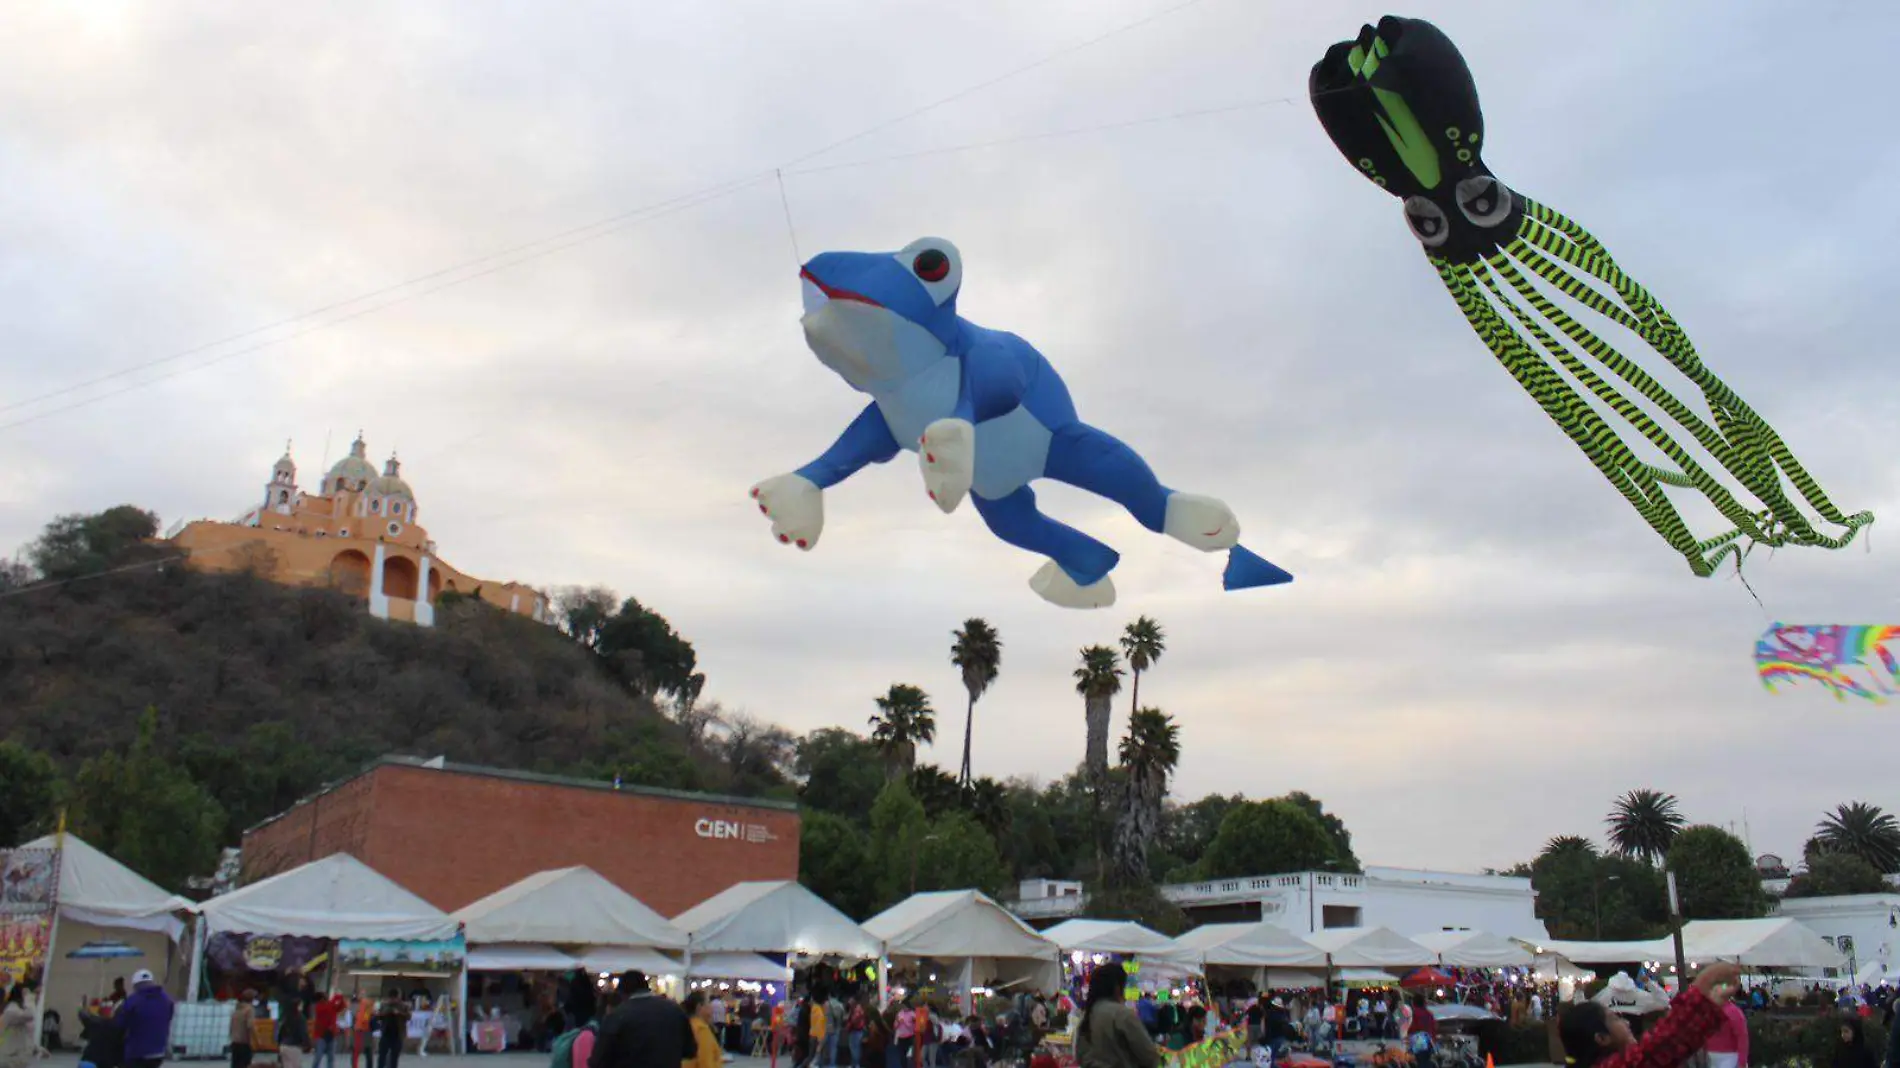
(245, 764, 800, 917)
(242, 773, 379, 882)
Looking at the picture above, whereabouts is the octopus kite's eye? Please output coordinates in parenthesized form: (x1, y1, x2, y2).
(1403, 197, 1450, 249)
(1454, 175, 1514, 229)
(913, 250, 951, 282)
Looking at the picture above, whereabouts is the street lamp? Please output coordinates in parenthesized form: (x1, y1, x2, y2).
(1592, 874, 1622, 940)
(909, 833, 942, 895)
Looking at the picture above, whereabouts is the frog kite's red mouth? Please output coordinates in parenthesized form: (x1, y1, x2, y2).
(800, 268, 882, 307)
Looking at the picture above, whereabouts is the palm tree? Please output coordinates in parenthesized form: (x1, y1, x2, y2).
(962, 776, 1012, 838)
(1073, 645, 1124, 782)
(869, 684, 936, 779)
(1813, 802, 1900, 873)
(1119, 616, 1165, 717)
(950, 619, 1002, 787)
(1606, 789, 1686, 865)
(1111, 707, 1181, 887)
(1542, 835, 1600, 859)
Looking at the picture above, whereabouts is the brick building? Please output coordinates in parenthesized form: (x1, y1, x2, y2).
(241, 757, 800, 917)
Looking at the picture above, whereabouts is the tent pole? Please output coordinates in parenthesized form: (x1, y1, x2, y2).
(456, 964, 468, 1055)
(34, 819, 68, 1053)
(187, 916, 208, 1002)
(877, 954, 889, 1011)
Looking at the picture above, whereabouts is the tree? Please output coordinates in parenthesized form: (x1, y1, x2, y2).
(800, 810, 875, 918)
(1119, 616, 1165, 718)
(1784, 852, 1889, 899)
(1199, 800, 1337, 879)
(553, 586, 619, 650)
(912, 812, 1011, 900)
(1283, 791, 1361, 874)
(961, 777, 1011, 838)
(1544, 835, 1599, 859)
(1607, 789, 1686, 865)
(1667, 825, 1769, 920)
(868, 778, 931, 909)
(0, 558, 32, 592)
(1110, 708, 1180, 888)
(595, 596, 703, 702)
(1074, 646, 1124, 783)
(68, 708, 224, 891)
(712, 711, 797, 794)
(907, 765, 963, 819)
(1155, 794, 1245, 883)
(1526, 839, 1666, 940)
(28, 506, 162, 580)
(950, 619, 1002, 787)
(796, 729, 886, 819)
(1811, 802, 1900, 873)
(869, 684, 936, 777)
(0, 742, 61, 844)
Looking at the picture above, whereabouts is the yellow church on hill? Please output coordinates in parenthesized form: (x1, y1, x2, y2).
(166, 434, 548, 627)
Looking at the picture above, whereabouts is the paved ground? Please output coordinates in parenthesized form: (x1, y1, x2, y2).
(41, 1055, 780, 1068)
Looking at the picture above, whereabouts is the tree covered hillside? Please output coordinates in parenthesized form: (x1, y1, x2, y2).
(0, 506, 734, 888)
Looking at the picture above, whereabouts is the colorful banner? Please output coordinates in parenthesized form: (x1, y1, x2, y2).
(206, 933, 330, 977)
(0, 848, 58, 912)
(1756, 623, 1900, 702)
(0, 915, 53, 986)
(1165, 1028, 1249, 1068)
(336, 936, 465, 973)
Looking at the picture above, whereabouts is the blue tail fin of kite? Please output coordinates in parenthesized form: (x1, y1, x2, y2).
(1223, 545, 1293, 591)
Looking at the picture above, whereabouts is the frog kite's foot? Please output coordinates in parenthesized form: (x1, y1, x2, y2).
(1029, 560, 1116, 609)
(749, 473, 824, 550)
(919, 418, 975, 514)
(1163, 492, 1242, 551)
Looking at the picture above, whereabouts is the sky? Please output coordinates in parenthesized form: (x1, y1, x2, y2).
(2, 1, 1896, 876)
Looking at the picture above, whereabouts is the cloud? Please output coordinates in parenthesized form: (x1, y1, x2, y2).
(2, 0, 1896, 875)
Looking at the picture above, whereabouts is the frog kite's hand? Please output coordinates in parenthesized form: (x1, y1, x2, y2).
(749, 473, 824, 550)
(919, 418, 976, 514)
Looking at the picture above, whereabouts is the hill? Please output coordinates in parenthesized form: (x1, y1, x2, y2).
(0, 505, 738, 888)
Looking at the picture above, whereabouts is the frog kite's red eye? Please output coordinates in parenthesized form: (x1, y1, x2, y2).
(913, 249, 950, 282)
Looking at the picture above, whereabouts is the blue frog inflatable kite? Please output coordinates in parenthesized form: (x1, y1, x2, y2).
(749, 237, 1293, 608)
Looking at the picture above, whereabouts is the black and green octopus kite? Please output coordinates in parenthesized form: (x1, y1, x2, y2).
(1309, 16, 1873, 577)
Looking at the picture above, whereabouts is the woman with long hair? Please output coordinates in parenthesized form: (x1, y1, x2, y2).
(1558, 964, 1741, 1068)
(1073, 965, 1158, 1068)
(1833, 1017, 1878, 1068)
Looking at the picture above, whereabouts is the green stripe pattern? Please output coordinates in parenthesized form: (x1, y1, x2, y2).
(1430, 198, 1873, 576)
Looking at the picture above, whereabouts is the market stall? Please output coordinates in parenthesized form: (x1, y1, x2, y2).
(1410, 931, 1533, 969)
(1306, 927, 1435, 969)
(191, 854, 466, 1052)
(674, 880, 880, 962)
(454, 864, 687, 1046)
(1158, 922, 1324, 993)
(863, 890, 1059, 1012)
(1679, 918, 1847, 970)
(13, 833, 193, 1046)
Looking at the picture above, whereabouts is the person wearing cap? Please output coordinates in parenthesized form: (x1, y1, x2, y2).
(113, 971, 174, 1068)
(589, 972, 694, 1068)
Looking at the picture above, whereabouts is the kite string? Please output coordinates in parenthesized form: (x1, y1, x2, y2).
(775, 170, 803, 269)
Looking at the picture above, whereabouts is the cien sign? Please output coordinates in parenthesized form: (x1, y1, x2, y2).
(695, 818, 775, 844)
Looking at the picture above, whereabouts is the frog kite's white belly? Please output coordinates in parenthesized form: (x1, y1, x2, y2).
(873, 360, 1053, 501)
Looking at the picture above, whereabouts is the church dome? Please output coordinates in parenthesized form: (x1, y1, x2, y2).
(326, 434, 377, 490)
(370, 455, 414, 501)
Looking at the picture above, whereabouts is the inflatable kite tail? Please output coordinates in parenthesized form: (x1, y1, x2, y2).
(1222, 545, 1293, 591)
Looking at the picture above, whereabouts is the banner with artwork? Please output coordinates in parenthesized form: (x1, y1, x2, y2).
(337, 936, 465, 974)
(0, 915, 53, 986)
(0, 848, 59, 911)
(206, 933, 331, 977)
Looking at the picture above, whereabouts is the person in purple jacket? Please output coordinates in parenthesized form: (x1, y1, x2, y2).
(113, 970, 175, 1068)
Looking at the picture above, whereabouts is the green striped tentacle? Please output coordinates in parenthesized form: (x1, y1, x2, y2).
(1515, 199, 1873, 547)
(1431, 259, 1737, 575)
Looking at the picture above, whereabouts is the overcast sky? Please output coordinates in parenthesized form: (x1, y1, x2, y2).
(3, 1, 1896, 876)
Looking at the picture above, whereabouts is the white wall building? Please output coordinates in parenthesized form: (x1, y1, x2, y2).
(1775, 893, 1900, 978)
(1012, 868, 1547, 942)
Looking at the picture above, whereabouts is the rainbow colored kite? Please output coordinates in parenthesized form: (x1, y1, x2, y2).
(1755, 624, 1900, 702)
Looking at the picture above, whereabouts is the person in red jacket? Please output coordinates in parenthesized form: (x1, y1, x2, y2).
(1559, 964, 1743, 1068)
(312, 994, 347, 1068)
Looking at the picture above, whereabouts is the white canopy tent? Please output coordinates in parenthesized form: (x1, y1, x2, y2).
(1536, 938, 1672, 964)
(466, 944, 579, 972)
(191, 854, 464, 1051)
(674, 880, 881, 960)
(452, 866, 687, 950)
(688, 952, 794, 983)
(1412, 931, 1535, 968)
(1306, 927, 1434, 968)
(864, 891, 1060, 1012)
(576, 946, 686, 975)
(1680, 919, 1847, 969)
(195, 854, 459, 940)
(18, 834, 194, 1043)
(1169, 923, 1326, 969)
(1042, 919, 1179, 958)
